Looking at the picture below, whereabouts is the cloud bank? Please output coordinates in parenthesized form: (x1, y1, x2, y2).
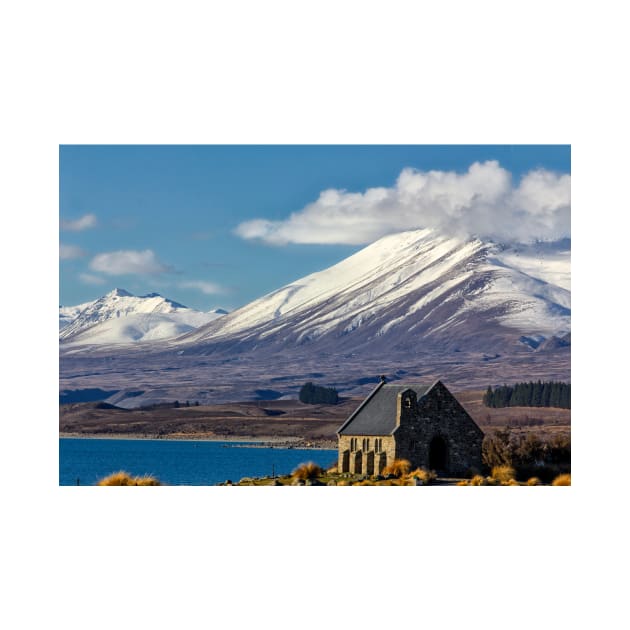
(61, 213, 97, 231)
(79, 272, 106, 285)
(60, 243, 85, 259)
(89, 249, 171, 275)
(179, 280, 226, 295)
(235, 161, 570, 245)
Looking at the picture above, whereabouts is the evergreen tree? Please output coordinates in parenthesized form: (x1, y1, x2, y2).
(299, 382, 339, 404)
(483, 386, 494, 407)
(532, 380, 542, 407)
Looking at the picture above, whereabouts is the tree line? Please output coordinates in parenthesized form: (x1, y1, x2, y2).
(299, 382, 339, 405)
(483, 381, 570, 409)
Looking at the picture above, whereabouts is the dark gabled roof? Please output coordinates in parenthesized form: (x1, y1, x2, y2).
(337, 382, 434, 436)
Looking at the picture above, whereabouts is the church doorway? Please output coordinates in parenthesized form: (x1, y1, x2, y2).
(429, 435, 448, 472)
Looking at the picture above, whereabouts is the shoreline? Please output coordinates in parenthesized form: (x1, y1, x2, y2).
(58, 432, 336, 449)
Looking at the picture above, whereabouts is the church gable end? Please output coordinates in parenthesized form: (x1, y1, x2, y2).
(337, 379, 483, 477)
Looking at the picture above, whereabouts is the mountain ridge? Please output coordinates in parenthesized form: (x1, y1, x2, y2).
(172, 228, 570, 357)
(59, 289, 227, 344)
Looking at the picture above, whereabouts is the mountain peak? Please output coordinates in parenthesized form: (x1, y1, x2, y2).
(107, 288, 133, 298)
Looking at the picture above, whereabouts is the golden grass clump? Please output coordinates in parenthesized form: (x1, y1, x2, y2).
(527, 477, 542, 486)
(407, 468, 437, 484)
(291, 462, 324, 481)
(470, 474, 488, 486)
(552, 473, 571, 486)
(491, 465, 517, 484)
(507, 479, 521, 486)
(134, 475, 161, 486)
(383, 458, 412, 478)
(97, 471, 161, 486)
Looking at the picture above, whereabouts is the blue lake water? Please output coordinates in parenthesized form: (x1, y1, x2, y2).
(59, 438, 338, 486)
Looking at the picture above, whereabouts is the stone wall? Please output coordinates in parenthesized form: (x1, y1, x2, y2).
(394, 382, 483, 475)
(338, 434, 395, 474)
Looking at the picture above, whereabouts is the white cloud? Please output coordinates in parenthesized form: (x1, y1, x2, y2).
(59, 243, 85, 259)
(89, 249, 171, 275)
(235, 161, 571, 245)
(179, 280, 226, 295)
(79, 273, 106, 285)
(61, 213, 97, 231)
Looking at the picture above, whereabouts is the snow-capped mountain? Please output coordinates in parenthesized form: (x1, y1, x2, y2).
(174, 228, 570, 356)
(59, 288, 227, 344)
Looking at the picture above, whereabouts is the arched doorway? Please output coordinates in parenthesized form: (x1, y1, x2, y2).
(429, 435, 448, 472)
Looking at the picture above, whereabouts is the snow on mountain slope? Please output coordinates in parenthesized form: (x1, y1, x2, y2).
(59, 289, 226, 344)
(59, 300, 94, 330)
(176, 228, 570, 354)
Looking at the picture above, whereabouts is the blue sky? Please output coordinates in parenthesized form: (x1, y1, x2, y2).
(59, 145, 570, 311)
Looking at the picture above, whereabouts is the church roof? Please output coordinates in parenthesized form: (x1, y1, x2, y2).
(337, 381, 435, 436)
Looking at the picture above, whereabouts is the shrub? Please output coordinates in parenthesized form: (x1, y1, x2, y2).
(291, 462, 324, 481)
(482, 429, 514, 469)
(482, 429, 571, 481)
(552, 473, 571, 486)
(383, 459, 411, 478)
(97, 471, 161, 486)
(491, 465, 517, 484)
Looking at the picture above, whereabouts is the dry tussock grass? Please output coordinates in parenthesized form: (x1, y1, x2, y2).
(407, 468, 436, 483)
(527, 477, 542, 486)
(291, 462, 324, 481)
(552, 473, 571, 486)
(97, 471, 161, 486)
(382, 459, 411, 478)
(491, 465, 517, 484)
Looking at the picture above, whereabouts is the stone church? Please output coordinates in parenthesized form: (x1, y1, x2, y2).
(337, 379, 483, 477)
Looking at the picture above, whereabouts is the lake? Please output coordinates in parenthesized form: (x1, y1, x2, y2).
(59, 438, 338, 486)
